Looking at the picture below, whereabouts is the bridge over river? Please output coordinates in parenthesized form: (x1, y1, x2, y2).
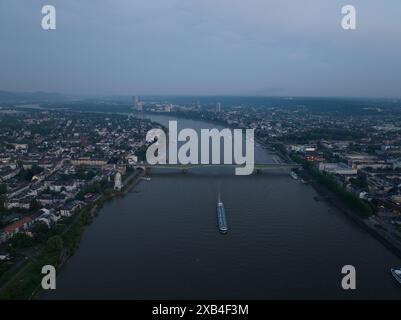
(139, 163, 301, 173)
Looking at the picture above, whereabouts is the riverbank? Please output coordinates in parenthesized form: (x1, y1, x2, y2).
(252, 129, 401, 261)
(0, 168, 145, 300)
(240, 126, 401, 261)
(299, 168, 401, 260)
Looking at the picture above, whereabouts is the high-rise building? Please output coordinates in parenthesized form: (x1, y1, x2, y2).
(216, 102, 221, 113)
(114, 172, 122, 191)
(165, 104, 172, 112)
(133, 96, 143, 112)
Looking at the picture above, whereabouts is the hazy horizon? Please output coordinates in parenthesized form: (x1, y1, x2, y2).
(1, 0, 401, 98)
(2, 90, 400, 101)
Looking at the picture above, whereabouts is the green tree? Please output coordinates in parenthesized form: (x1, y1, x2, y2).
(30, 199, 40, 211)
(0, 184, 6, 195)
(10, 233, 35, 249)
(45, 235, 64, 254)
(350, 177, 368, 189)
(32, 222, 51, 243)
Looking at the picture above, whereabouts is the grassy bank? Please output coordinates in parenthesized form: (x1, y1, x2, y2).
(0, 205, 92, 299)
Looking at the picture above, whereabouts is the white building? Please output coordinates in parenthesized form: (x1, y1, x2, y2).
(318, 163, 357, 175)
(133, 96, 143, 111)
(114, 172, 122, 191)
(127, 154, 138, 165)
(164, 104, 172, 112)
(289, 145, 316, 153)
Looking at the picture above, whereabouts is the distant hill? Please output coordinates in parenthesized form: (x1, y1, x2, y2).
(0, 90, 67, 104)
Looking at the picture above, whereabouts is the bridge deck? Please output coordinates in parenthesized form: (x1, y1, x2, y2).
(144, 163, 300, 170)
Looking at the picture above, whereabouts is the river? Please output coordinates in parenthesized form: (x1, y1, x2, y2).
(42, 114, 401, 299)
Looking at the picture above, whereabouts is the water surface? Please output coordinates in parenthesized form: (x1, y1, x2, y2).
(43, 114, 401, 299)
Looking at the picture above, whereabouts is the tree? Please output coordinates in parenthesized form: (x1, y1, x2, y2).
(32, 222, 51, 243)
(350, 177, 368, 189)
(18, 165, 44, 181)
(30, 199, 40, 211)
(45, 235, 64, 254)
(10, 233, 35, 249)
(0, 184, 6, 195)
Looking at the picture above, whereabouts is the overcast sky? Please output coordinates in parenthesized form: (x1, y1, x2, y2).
(0, 0, 400, 97)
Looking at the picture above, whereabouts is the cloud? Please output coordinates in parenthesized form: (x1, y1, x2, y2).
(0, 0, 400, 97)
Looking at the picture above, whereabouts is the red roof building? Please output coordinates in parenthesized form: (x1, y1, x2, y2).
(4, 216, 33, 235)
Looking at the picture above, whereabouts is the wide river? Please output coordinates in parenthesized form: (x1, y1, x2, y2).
(43, 114, 401, 299)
